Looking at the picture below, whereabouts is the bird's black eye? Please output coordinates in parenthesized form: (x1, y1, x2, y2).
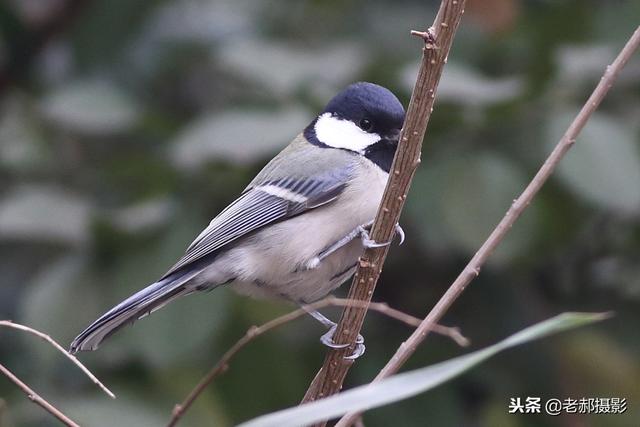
(359, 118, 373, 132)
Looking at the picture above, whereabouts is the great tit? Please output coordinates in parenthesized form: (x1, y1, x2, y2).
(70, 82, 406, 358)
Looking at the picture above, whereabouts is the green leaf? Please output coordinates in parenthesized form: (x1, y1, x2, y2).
(406, 151, 538, 264)
(171, 108, 311, 169)
(108, 197, 175, 234)
(239, 312, 609, 427)
(218, 39, 368, 97)
(0, 96, 49, 171)
(40, 80, 140, 135)
(400, 62, 523, 106)
(548, 111, 640, 214)
(0, 185, 91, 246)
(554, 45, 615, 86)
(62, 395, 168, 427)
(18, 256, 102, 371)
(142, 1, 255, 44)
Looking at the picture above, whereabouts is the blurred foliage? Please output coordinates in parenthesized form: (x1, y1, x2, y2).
(0, 0, 639, 426)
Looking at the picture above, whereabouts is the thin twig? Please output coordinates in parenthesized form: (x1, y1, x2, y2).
(300, 0, 467, 414)
(335, 24, 640, 427)
(323, 297, 468, 346)
(360, 301, 468, 347)
(166, 296, 466, 427)
(0, 320, 115, 398)
(0, 362, 80, 427)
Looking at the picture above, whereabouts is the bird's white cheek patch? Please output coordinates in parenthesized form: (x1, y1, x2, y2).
(314, 113, 380, 153)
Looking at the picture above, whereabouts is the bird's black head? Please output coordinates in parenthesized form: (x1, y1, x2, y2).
(304, 82, 405, 172)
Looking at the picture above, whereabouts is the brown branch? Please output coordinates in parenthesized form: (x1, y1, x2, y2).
(0, 320, 115, 398)
(166, 296, 466, 427)
(300, 0, 467, 414)
(0, 362, 80, 427)
(335, 24, 640, 427)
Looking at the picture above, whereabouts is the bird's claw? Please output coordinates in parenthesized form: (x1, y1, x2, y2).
(345, 334, 366, 360)
(359, 225, 390, 249)
(320, 324, 366, 359)
(320, 325, 348, 349)
(360, 223, 405, 248)
(395, 224, 405, 245)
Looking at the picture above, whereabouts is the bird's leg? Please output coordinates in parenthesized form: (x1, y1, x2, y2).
(304, 224, 368, 269)
(303, 307, 365, 360)
(304, 221, 404, 270)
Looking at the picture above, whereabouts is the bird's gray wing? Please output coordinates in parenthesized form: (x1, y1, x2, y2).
(162, 170, 351, 279)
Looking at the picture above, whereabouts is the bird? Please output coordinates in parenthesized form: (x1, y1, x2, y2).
(70, 82, 406, 359)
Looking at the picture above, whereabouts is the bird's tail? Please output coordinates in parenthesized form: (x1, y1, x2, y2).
(69, 270, 200, 354)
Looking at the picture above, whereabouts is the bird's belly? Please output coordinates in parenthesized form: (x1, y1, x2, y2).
(231, 237, 363, 302)
(220, 205, 368, 302)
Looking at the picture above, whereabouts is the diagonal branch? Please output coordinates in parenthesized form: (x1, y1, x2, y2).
(167, 296, 467, 427)
(300, 0, 467, 413)
(0, 320, 115, 398)
(1, 321, 115, 425)
(0, 362, 80, 427)
(335, 24, 640, 427)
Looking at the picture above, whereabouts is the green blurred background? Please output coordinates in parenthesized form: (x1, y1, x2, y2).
(1, 0, 639, 426)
